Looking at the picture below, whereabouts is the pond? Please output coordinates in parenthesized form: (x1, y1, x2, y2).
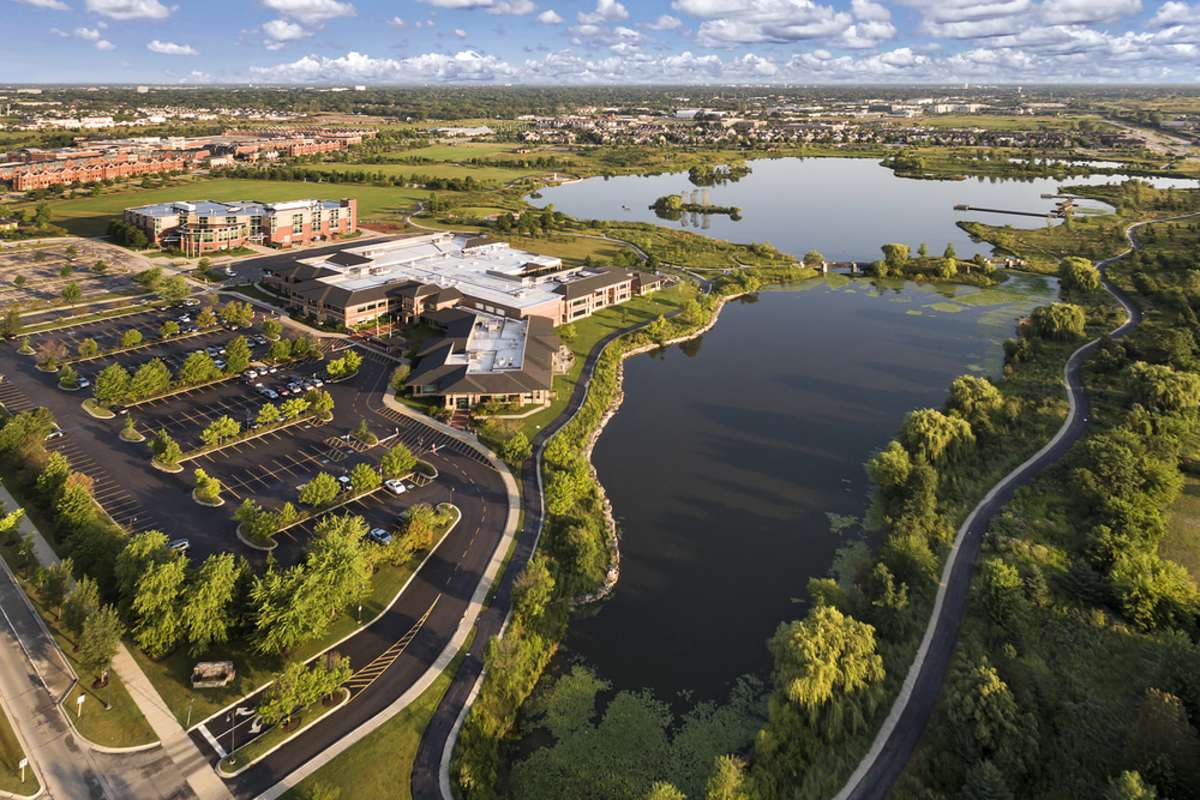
(566, 273, 1059, 701)
(530, 157, 1197, 262)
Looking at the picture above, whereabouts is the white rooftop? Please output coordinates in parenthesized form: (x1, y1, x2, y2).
(445, 311, 528, 373)
(302, 232, 570, 311)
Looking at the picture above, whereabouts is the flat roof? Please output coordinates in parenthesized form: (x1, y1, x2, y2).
(126, 199, 346, 218)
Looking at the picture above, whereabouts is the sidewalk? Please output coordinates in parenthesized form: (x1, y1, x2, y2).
(0, 481, 233, 800)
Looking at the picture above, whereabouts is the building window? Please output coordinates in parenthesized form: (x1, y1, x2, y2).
(292, 214, 304, 234)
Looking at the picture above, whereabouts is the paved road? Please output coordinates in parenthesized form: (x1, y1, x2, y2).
(410, 315, 662, 799)
(834, 214, 1195, 800)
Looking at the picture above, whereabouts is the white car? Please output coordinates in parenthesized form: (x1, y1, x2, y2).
(384, 479, 407, 496)
(167, 538, 190, 554)
(183, 298, 200, 307)
(77, 378, 91, 389)
(336, 474, 352, 489)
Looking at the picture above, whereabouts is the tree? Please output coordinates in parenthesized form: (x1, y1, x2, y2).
(258, 660, 309, 727)
(351, 418, 376, 444)
(115, 530, 170, 609)
(224, 335, 250, 374)
(803, 249, 825, 269)
(1129, 361, 1200, 413)
(194, 468, 223, 503)
(131, 556, 187, 658)
(196, 305, 217, 329)
(159, 320, 180, 339)
(257, 402, 282, 427)
(37, 451, 71, 504)
(979, 557, 1025, 629)
(763, 605, 885, 743)
(305, 389, 334, 420)
(157, 275, 189, 305)
(35, 338, 66, 369)
(960, 760, 1014, 800)
(64, 244, 78, 261)
(129, 358, 172, 400)
(220, 300, 254, 328)
(381, 443, 417, 479)
(299, 473, 340, 508)
(182, 553, 239, 656)
(39, 557, 74, 615)
(63, 575, 100, 638)
(1103, 771, 1158, 800)
(120, 328, 143, 349)
(705, 755, 750, 800)
(1110, 550, 1199, 630)
(944, 242, 957, 259)
(513, 554, 555, 621)
(78, 604, 123, 685)
(326, 350, 362, 380)
(881, 243, 910, 270)
(93, 260, 108, 274)
(236, 498, 278, 541)
(349, 462, 381, 494)
(0, 306, 22, 338)
(867, 440, 912, 492)
(900, 408, 975, 464)
(1058, 256, 1101, 292)
(1030, 303, 1086, 340)
(200, 416, 241, 448)
(306, 514, 374, 618)
(153, 430, 183, 468)
(644, 783, 686, 800)
(281, 397, 310, 420)
(92, 367, 130, 410)
(58, 363, 80, 389)
(178, 351, 220, 386)
(77, 337, 100, 358)
(947, 658, 1038, 772)
(268, 338, 293, 363)
(947, 376, 1004, 434)
(936, 256, 957, 279)
(917, 242, 929, 258)
(61, 282, 82, 304)
(262, 318, 283, 341)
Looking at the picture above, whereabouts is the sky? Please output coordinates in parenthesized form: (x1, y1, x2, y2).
(4, 0, 1200, 85)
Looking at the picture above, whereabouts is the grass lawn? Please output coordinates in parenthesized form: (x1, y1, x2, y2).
(1163, 475, 1200, 581)
(30, 179, 431, 238)
(387, 143, 532, 162)
(0, 702, 38, 796)
(134, 508, 460, 727)
(308, 162, 538, 183)
(515, 285, 690, 440)
(279, 645, 468, 800)
(501, 234, 625, 265)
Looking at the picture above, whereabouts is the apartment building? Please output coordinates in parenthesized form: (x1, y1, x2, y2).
(123, 197, 357, 257)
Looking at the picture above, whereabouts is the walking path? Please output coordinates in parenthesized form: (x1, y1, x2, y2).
(0, 481, 231, 800)
(834, 211, 1200, 800)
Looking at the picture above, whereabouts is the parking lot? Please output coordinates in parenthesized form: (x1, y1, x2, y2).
(0, 237, 152, 309)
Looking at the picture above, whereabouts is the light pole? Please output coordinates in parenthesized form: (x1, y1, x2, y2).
(357, 604, 362, 624)
(227, 712, 236, 765)
(186, 696, 194, 729)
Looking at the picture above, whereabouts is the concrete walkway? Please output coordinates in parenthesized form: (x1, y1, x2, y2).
(0, 481, 231, 800)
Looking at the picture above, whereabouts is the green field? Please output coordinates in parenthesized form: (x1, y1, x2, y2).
(1163, 475, 1200, 581)
(32, 179, 429, 237)
(0, 702, 37, 796)
(391, 142, 534, 162)
(308, 161, 539, 183)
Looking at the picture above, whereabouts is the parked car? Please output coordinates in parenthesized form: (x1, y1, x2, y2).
(178, 314, 192, 323)
(167, 538, 190, 554)
(384, 479, 407, 496)
(244, 369, 258, 380)
(213, 359, 226, 370)
(45, 426, 64, 440)
(263, 388, 279, 400)
(367, 528, 393, 546)
(183, 298, 200, 307)
(77, 378, 91, 389)
(308, 375, 324, 387)
(224, 267, 236, 277)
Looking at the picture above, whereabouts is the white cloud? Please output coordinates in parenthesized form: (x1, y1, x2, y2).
(264, 17, 309, 41)
(85, 0, 170, 19)
(418, 0, 534, 13)
(673, 0, 855, 46)
(645, 14, 682, 29)
(74, 25, 102, 39)
(261, 0, 354, 25)
(851, 0, 890, 21)
(841, 19, 895, 47)
(95, 38, 114, 49)
(388, 15, 406, 27)
(49, 26, 70, 35)
(454, 27, 467, 37)
(1041, 0, 1141, 24)
(17, 0, 71, 10)
(578, 0, 628, 24)
(147, 39, 197, 55)
(1150, 1, 1198, 25)
(250, 49, 516, 82)
(537, 9, 563, 23)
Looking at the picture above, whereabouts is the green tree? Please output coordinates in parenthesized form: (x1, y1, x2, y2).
(224, 335, 251, 374)
(193, 468, 222, 503)
(281, 397, 310, 420)
(1103, 771, 1158, 800)
(129, 358, 172, 400)
(77, 337, 100, 358)
(200, 416, 241, 448)
(947, 658, 1038, 772)
(705, 755, 750, 800)
(1030, 303, 1086, 340)
(499, 431, 532, 466)
(960, 760, 1014, 800)
(305, 389, 334, 420)
(58, 363, 80, 389)
(944, 243, 957, 259)
(866, 440, 912, 492)
(936, 256, 957, 279)
(258, 660, 309, 727)
(881, 243, 910, 270)
(92, 364, 130, 410)
(159, 319, 180, 339)
(220, 300, 254, 328)
(1129, 361, 1200, 413)
(979, 557, 1025, 629)
(306, 514, 374, 619)
(348, 462, 381, 494)
(380, 444, 417, 481)
(61, 282, 82, 304)
(947, 375, 1004, 434)
(63, 575, 100, 637)
(555, 323, 577, 344)
(196, 305, 217, 329)
(37, 451, 71, 504)
(268, 338, 293, 363)
(1110, 550, 1200, 630)
(120, 328, 143, 348)
(114, 530, 170, 610)
(78, 604, 123, 684)
(299, 473, 340, 508)
(900, 408, 975, 464)
(39, 557, 74, 615)
(0, 306, 22, 338)
(513, 553, 555, 621)
(131, 556, 187, 658)
(155, 431, 184, 468)
(803, 249, 825, 268)
(1058, 256, 1101, 292)
(257, 402, 282, 427)
(182, 553, 239, 656)
(157, 275, 189, 305)
(262, 318, 283, 340)
(644, 783, 686, 800)
(178, 351, 220, 386)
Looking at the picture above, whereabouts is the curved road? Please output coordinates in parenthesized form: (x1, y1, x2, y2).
(835, 213, 1199, 800)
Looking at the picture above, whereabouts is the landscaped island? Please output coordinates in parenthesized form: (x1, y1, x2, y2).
(650, 193, 742, 221)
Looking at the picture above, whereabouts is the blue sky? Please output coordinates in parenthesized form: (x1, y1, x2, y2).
(5, 0, 1200, 84)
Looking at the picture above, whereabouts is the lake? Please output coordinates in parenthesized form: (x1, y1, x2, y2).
(567, 273, 1058, 700)
(530, 157, 1197, 262)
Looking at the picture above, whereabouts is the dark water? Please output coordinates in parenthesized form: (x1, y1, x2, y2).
(568, 274, 1057, 699)
(531, 157, 1197, 262)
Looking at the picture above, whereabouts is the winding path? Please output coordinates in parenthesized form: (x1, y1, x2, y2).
(835, 211, 1200, 800)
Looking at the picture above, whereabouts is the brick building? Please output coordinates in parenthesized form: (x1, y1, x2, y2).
(123, 197, 357, 257)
